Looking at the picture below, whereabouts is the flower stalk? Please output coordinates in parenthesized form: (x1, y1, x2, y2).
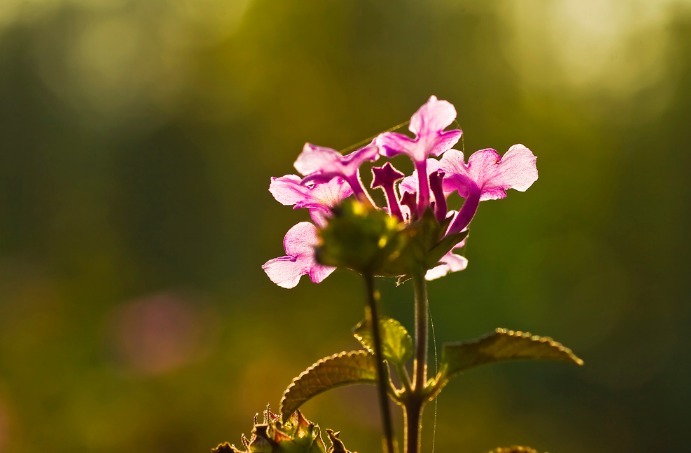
(364, 273, 398, 453)
(405, 271, 429, 453)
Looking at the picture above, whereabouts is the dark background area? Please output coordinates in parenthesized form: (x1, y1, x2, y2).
(0, 0, 689, 451)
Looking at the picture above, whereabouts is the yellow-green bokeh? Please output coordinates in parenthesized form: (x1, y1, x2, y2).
(1, 0, 690, 451)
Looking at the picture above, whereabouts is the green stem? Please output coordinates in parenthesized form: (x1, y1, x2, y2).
(413, 272, 428, 393)
(406, 271, 429, 453)
(364, 274, 397, 453)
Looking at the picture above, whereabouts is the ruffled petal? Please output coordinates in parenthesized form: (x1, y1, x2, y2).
(440, 146, 537, 201)
(467, 145, 538, 201)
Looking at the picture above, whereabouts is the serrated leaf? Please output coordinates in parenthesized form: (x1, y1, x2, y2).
(438, 328, 583, 382)
(353, 317, 413, 365)
(280, 351, 376, 421)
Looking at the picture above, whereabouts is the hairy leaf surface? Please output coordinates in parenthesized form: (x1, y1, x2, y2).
(280, 350, 376, 421)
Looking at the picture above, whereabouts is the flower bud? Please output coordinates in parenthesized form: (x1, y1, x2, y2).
(316, 199, 405, 274)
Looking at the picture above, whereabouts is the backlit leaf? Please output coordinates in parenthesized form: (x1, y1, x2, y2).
(353, 316, 413, 365)
(432, 328, 583, 394)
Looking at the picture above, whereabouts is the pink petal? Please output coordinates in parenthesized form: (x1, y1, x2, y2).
(308, 263, 336, 284)
(425, 249, 468, 281)
(427, 130, 463, 159)
(376, 96, 462, 162)
(440, 146, 538, 201)
(439, 149, 474, 197)
(377, 132, 417, 158)
(342, 143, 380, 170)
(410, 96, 459, 138)
(269, 175, 311, 206)
(269, 175, 353, 227)
(294, 144, 342, 176)
(262, 222, 335, 289)
(294, 143, 379, 180)
(466, 145, 538, 201)
(262, 256, 305, 289)
(282, 222, 319, 256)
(309, 177, 353, 208)
(399, 158, 441, 194)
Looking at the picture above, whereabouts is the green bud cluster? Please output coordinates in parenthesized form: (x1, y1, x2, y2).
(316, 199, 405, 274)
(212, 409, 352, 453)
(316, 199, 467, 278)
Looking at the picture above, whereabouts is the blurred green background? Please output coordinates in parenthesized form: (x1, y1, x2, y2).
(1, 0, 690, 451)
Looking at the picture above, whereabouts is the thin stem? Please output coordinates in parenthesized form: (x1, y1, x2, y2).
(364, 274, 397, 453)
(413, 271, 428, 393)
(404, 401, 423, 453)
(406, 271, 429, 453)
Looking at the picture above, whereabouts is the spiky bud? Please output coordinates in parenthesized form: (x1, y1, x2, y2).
(213, 409, 353, 453)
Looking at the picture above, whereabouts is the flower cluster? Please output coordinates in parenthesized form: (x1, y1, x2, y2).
(263, 96, 538, 288)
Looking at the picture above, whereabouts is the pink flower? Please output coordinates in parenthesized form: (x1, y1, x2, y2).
(294, 142, 380, 201)
(376, 96, 462, 215)
(440, 145, 538, 235)
(262, 222, 335, 289)
(264, 97, 537, 287)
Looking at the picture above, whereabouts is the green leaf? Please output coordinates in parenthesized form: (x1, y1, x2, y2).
(434, 328, 583, 392)
(353, 317, 413, 365)
(280, 351, 376, 421)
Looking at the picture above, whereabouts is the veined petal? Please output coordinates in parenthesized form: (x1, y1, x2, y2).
(440, 146, 537, 201)
(262, 257, 304, 289)
(467, 145, 538, 201)
(262, 222, 335, 288)
(439, 149, 475, 197)
(269, 175, 311, 206)
(270, 175, 353, 226)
